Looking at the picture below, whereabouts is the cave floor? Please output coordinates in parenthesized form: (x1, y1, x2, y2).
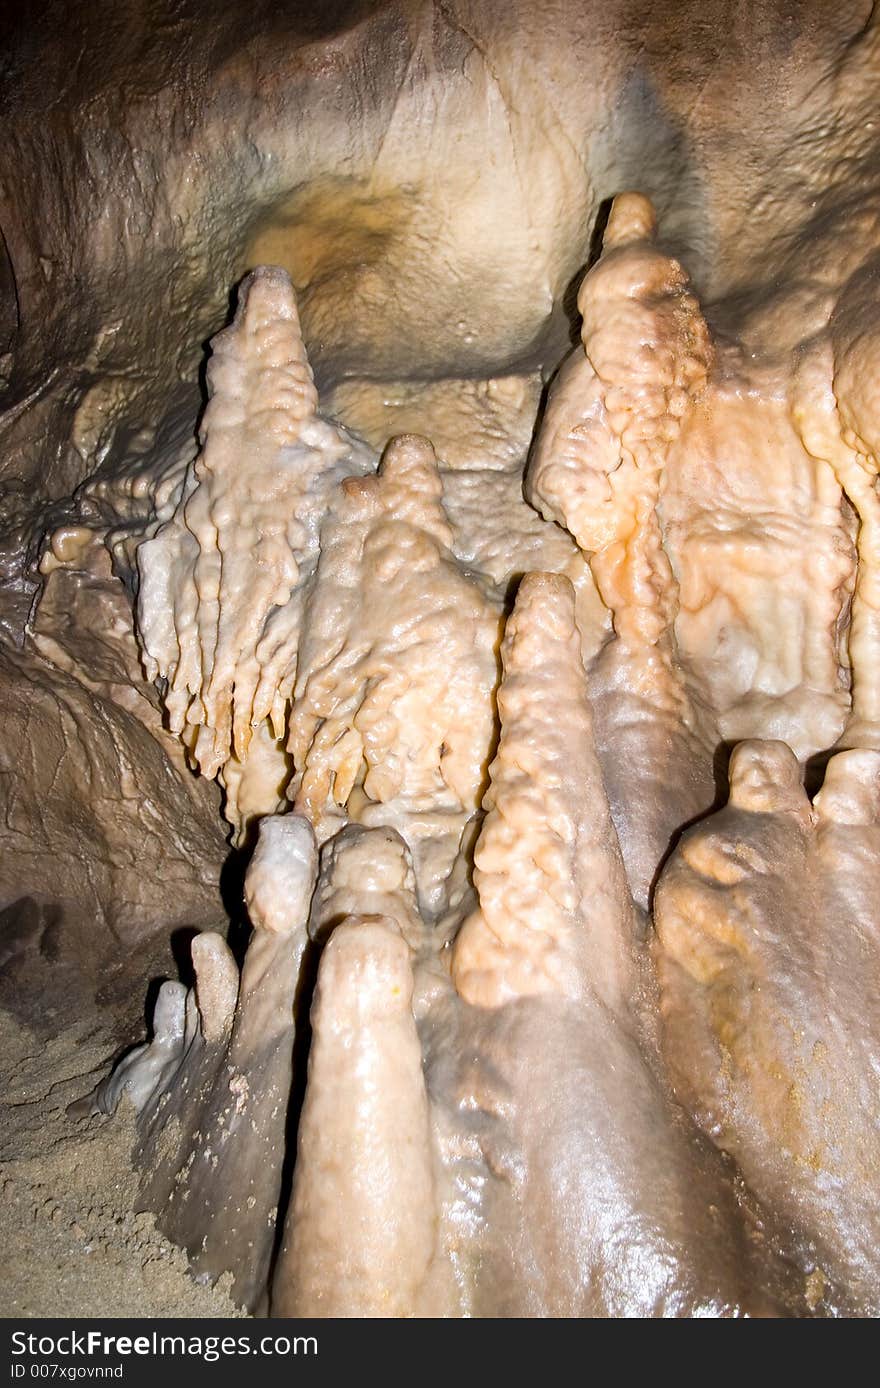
(0, 1007, 241, 1318)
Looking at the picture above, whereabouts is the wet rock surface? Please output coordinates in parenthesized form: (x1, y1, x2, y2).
(3, 0, 880, 1318)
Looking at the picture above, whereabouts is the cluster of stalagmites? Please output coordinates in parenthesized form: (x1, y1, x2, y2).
(78, 193, 880, 1316)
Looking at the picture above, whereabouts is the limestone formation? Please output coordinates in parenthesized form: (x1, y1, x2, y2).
(136, 266, 373, 838)
(452, 572, 635, 1009)
(654, 742, 880, 1313)
(4, 0, 880, 1322)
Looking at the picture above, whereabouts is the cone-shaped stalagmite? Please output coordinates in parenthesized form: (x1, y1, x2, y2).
(453, 571, 635, 1009)
(273, 915, 443, 1317)
(527, 193, 712, 649)
(447, 572, 787, 1315)
(526, 195, 717, 908)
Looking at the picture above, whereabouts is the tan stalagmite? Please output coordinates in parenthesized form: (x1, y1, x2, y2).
(288, 434, 499, 852)
(452, 572, 635, 1010)
(273, 916, 443, 1317)
(523, 194, 720, 910)
(135, 266, 372, 833)
(526, 191, 712, 653)
(190, 931, 239, 1043)
(653, 740, 880, 1310)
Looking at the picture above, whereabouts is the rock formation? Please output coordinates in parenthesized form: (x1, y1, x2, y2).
(4, 0, 880, 1320)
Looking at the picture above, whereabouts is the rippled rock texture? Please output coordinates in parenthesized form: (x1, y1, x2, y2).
(3, 0, 880, 1318)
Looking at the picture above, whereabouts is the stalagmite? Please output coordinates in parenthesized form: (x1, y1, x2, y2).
(191, 931, 239, 1043)
(527, 192, 712, 650)
(78, 814, 319, 1311)
(309, 822, 426, 952)
(134, 818, 316, 1308)
(526, 194, 717, 906)
(273, 916, 445, 1317)
(452, 571, 635, 1009)
(654, 741, 880, 1313)
(68, 980, 191, 1119)
(445, 573, 789, 1316)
